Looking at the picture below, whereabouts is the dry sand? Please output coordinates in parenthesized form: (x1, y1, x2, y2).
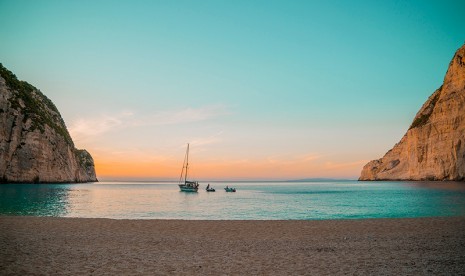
(1, 216, 464, 275)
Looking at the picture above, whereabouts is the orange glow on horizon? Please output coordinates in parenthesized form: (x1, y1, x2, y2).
(95, 157, 365, 180)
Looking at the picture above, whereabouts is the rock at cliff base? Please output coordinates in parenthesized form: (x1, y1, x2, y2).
(0, 64, 97, 183)
(359, 44, 465, 181)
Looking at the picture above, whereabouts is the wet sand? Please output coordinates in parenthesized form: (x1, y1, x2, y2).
(1, 216, 464, 275)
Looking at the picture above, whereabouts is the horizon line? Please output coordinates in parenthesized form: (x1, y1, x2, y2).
(96, 177, 358, 183)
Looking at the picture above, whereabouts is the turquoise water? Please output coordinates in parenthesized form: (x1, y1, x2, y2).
(1, 181, 465, 220)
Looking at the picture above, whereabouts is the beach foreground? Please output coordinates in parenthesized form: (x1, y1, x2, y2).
(1, 217, 464, 275)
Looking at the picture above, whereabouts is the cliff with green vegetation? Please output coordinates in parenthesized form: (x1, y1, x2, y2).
(359, 43, 465, 181)
(0, 63, 97, 183)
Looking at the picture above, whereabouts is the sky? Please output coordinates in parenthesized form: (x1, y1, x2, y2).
(1, 0, 464, 180)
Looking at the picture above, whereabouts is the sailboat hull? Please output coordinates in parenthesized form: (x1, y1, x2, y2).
(179, 184, 199, 192)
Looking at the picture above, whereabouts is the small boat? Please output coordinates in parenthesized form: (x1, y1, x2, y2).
(206, 184, 215, 192)
(178, 144, 199, 192)
(224, 186, 236, 192)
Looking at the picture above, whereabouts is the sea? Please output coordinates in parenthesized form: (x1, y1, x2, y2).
(1, 181, 465, 220)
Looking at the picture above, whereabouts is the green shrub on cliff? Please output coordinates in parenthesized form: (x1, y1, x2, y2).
(409, 88, 441, 130)
(0, 63, 74, 146)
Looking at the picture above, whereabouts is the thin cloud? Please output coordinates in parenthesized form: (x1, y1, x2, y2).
(70, 112, 131, 138)
(266, 153, 322, 165)
(69, 105, 227, 142)
(190, 131, 224, 147)
(301, 153, 323, 162)
(131, 106, 227, 127)
(324, 160, 368, 170)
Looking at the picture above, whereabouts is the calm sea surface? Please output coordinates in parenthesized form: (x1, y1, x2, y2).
(1, 181, 465, 220)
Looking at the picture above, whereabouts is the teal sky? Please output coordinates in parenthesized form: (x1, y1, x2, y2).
(1, 0, 464, 180)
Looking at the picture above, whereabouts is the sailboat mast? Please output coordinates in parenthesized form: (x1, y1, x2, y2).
(184, 143, 189, 183)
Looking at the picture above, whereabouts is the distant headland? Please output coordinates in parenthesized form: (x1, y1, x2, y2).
(360, 43, 465, 181)
(0, 64, 97, 183)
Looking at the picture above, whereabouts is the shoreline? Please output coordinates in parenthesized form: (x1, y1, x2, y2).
(2, 216, 464, 275)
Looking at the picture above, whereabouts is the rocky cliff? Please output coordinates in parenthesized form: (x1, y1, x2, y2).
(0, 64, 97, 183)
(359, 44, 465, 181)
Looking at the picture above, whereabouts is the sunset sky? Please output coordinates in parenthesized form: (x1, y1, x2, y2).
(1, 0, 464, 180)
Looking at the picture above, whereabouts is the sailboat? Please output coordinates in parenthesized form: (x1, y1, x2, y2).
(178, 143, 199, 192)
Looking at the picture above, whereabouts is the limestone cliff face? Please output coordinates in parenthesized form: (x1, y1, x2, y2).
(0, 64, 97, 183)
(359, 44, 465, 181)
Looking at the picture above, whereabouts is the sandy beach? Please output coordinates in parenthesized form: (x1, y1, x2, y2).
(1, 216, 464, 275)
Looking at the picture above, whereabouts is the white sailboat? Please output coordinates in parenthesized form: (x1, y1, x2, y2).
(178, 143, 199, 192)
